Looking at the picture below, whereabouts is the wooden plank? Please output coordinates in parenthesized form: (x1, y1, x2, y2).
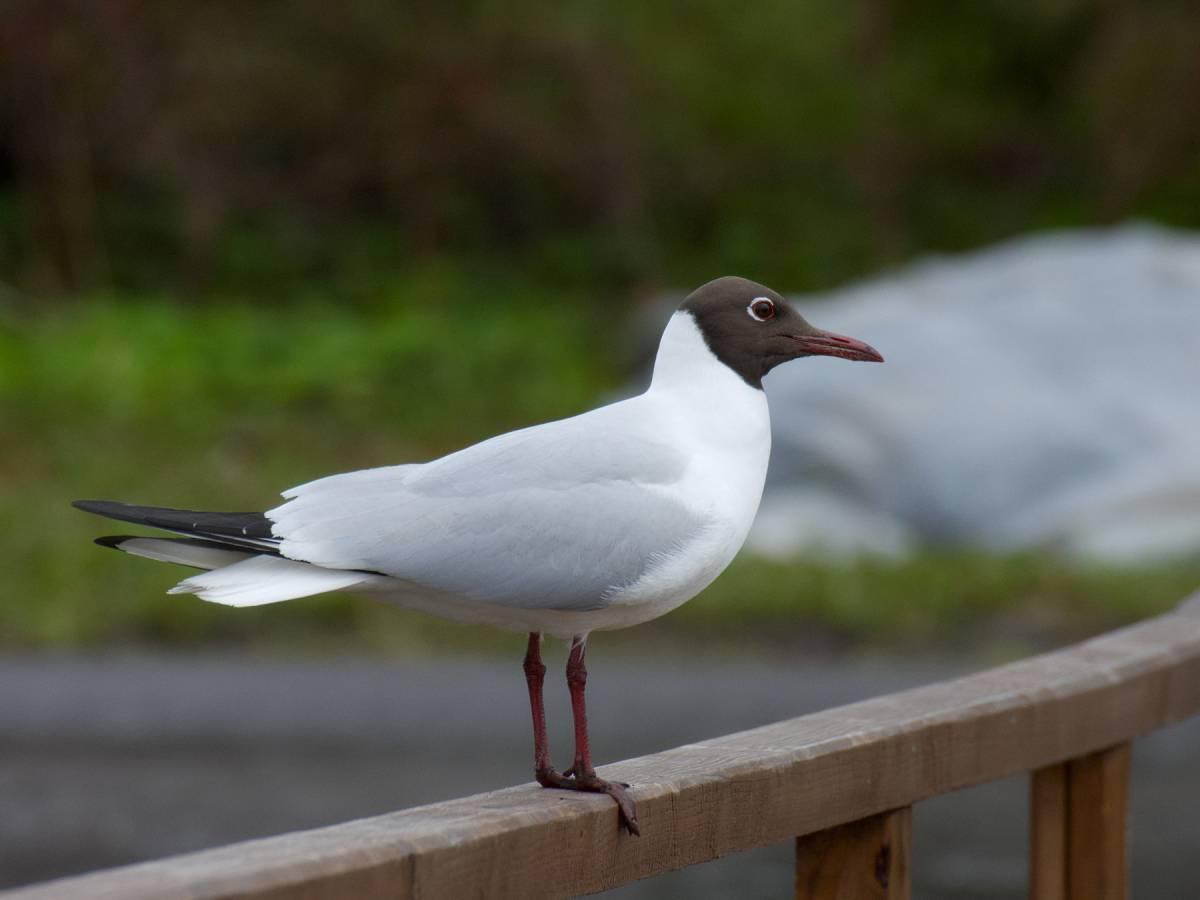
(1030, 745, 1130, 900)
(1065, 744, 1129, 900)
(795, 807, 910, 899)
(1030, 764, 1067, 900)
(6, 593, 1200, 900)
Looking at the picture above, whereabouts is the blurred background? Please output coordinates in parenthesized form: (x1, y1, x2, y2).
(2, 2, 1199, 897)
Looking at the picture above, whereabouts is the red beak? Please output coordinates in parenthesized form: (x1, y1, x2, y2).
(791, 329, 884, 363)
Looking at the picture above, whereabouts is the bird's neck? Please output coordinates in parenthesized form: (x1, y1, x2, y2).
(648, 311, 772, 505)
(649, 312, 769, 414)
(651, 312, 744, 389)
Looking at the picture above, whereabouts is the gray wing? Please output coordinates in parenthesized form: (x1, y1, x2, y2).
(268, 406, 706, 611)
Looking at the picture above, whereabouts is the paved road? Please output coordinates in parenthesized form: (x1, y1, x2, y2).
(2, 651, 1198, 898)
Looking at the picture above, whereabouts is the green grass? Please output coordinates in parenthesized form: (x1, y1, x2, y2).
(3, 296, 1198, 653)
(677, 552, 1200, 654)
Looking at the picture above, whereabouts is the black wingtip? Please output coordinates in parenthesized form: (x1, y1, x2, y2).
(94, 535, 132, 550)
(73, 499, 120, 516)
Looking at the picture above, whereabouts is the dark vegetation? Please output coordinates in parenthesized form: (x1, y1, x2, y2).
(3, 2, 1199, 300)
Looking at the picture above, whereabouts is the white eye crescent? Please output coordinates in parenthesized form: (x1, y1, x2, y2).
(747, 297, 776, 322)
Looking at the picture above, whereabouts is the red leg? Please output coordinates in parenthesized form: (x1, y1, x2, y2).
(523, 632, 570, 788)
(563, 635, 640, 835)
(565, 635, 595, 776)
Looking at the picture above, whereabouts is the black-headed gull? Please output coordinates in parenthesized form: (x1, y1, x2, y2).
(74, 276, 883, 834)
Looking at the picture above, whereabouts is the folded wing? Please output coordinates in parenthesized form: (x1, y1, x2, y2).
(270, 408, 706, 611)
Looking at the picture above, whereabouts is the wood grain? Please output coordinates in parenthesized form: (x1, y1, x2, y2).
(795, 807, 911, 899)
(6, 593, 1198, 900)
(1030, 764, 1067, 900)
(1031, 745, 1130, 900)
(1066, 744, 1130, 900)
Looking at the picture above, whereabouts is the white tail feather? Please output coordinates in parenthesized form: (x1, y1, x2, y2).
(115, 538, 253, 570)
(167, 555, 369, 607)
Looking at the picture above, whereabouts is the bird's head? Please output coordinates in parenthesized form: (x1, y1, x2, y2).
(680, 276, 883, 388)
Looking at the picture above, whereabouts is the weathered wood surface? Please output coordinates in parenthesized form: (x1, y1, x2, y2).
(795, 807, 911, 899)
(1030, 763, 1068, 900)
(7, 592, 1199, 900)
(1030, 744, 1131, 900)
(1065, 744, 1130, 900)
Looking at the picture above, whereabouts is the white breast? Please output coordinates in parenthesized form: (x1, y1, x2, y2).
(602, 312, 771, 619)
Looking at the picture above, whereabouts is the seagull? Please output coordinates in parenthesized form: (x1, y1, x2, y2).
(73, 276, 883, 835)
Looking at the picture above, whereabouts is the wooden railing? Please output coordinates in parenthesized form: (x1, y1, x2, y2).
(7, 590, 1200, 900)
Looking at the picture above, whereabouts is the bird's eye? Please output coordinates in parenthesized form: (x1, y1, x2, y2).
(747, 297, 776, 322)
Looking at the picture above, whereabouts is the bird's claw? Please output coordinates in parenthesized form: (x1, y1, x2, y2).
(564, 766, 629, 790)
(539, 767, 639, 836)
(600, 780, 640, 836)
(534, 766, 574, 790)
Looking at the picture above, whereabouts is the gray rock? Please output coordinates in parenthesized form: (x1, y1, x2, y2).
(747, 224, 1200, 559)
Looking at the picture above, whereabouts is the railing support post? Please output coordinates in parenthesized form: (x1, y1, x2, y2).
(1030, 742, 1131, 900)
(795, 807, 911, 899)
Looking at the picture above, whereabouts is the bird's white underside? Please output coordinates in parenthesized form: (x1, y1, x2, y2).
(163, 312, 772, 638)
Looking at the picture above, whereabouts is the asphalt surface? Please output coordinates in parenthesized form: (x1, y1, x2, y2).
(2, 651, 1198, 898)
